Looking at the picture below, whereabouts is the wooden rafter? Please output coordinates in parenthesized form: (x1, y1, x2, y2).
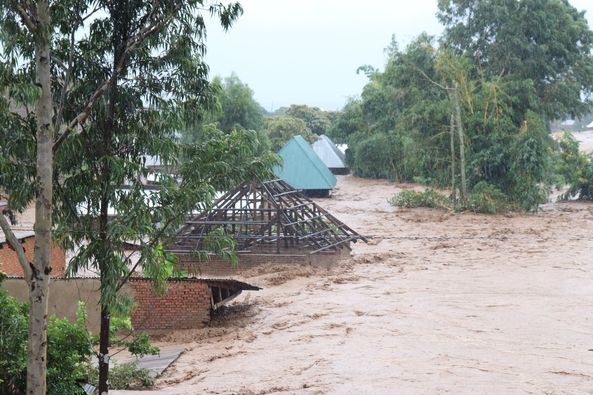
(169, 180, 367, 255)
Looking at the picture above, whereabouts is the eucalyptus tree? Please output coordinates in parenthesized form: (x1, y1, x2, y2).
(0, 1, 276, 393)
(1, 1, 60, 393)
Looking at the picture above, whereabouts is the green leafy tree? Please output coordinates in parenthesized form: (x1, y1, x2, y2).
(437, 0, 593, 120)
(328, 98, 366, 144)
(263, 115, 317, 151)
(285, 104, 332, 136)
(335, 32, 555, 210)
(181, 73, 265, 144)
(213, 73, 265, 133)
(556, 133, 593, 200)
(0, 0, 66, 392)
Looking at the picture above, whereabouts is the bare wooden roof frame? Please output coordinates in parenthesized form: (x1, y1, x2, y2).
(170, 179, 366, 255)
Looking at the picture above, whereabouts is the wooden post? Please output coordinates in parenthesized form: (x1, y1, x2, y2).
(276, 208, 281, 253)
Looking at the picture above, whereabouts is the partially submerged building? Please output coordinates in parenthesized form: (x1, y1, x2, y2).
(169, 179, 366, 276)
(312, 134, 349, 175)
(274, 135, 337, 197)
(3, 276, 260, 331)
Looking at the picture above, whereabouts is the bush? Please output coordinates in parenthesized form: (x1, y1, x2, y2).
(555, 133, 593, 200)
(467, 182, 510, 214)
(0, 278, 27, 395)
(46, 303, 94, 395)
(0, 283, 93, 395)
(389, 189, 449, 209)
(350, 132, 416, 181)
(87, 362, 155, 390)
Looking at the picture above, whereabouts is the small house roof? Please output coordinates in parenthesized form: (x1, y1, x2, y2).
(274, 135, 336, 190)
(586, 120, 593, 129)
(312, 135, 347, 169)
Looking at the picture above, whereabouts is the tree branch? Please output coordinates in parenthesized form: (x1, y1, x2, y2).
(81, 3, 102, 22)
(0, 213, 32, 284)
(412, 64, 452, 91)
(12, 1, 37, 33)
(51, 54, 67, 71)
(54, 28, 77, 133)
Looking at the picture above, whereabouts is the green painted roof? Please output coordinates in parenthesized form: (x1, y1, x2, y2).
(274, 135, 337, 190)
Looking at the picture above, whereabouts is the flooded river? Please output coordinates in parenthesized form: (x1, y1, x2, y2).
(117, 175, 593, 394)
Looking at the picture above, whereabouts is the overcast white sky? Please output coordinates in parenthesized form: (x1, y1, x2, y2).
(204, 0, 593, 112)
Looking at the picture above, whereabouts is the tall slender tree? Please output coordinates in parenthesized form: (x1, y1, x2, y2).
(0, 1, 54, 393)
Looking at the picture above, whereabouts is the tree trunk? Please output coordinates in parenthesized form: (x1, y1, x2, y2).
(449, 113, 457, 203)
(453, 83, 467, 202)
(97, 32, 120, 392)
(28, 0, 53, 393)
(97, 125, 114, 393)
(98, 306, 111, 395)
(97, 188, 112, 393)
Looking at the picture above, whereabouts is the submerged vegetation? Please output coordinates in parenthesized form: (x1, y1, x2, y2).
(390, 189, 450, 210)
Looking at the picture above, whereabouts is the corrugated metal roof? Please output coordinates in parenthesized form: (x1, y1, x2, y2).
(274, 135, 336, 190)
(312, 135, 347, 169)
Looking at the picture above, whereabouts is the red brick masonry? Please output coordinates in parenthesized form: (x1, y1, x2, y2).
(0, 236, 66, 277)
(128, 278, 260, 330)
(2, 277, 260, 332)
(129, 279, 212, 330)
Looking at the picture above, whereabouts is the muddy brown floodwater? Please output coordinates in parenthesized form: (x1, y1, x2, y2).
(115, 175, 593, 395)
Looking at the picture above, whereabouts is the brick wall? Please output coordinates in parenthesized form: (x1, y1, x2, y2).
(128, 279, 212, 330)
(3, 277, 215, 332)
(179, 245, 350, 277)
(0, 236, 66, 277)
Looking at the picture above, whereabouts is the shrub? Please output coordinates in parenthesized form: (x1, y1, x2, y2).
(350, 132, 416, 181)
(0, 277, 27, 395)
(555, 133, 593, 200)
(389, 189, 449, 209)
(87, 362, 155, 390)
(0, 281, 93, 395)
(467, 182, 510, 214)
(46, 303, 94, 395)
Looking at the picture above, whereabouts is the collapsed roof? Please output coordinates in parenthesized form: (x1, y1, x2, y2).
(170, 179, 366, 255)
